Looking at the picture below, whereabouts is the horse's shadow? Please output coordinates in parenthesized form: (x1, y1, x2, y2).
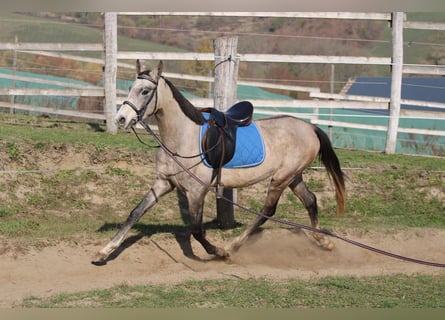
(92, 190, 241, 266)
(92, 220, 225, 266)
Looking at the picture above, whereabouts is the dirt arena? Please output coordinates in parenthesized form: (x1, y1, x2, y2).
(1, 226, 445, 307)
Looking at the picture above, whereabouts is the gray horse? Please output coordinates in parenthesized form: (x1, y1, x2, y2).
(96, 60, 345, 262)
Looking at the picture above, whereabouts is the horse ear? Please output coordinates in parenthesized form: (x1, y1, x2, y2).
(136, 59, 145, 74)
(157, 60, 163, 79)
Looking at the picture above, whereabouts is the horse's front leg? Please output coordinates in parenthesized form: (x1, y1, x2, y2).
(94, 177, 174, 262)
(188, 193, 229, 258)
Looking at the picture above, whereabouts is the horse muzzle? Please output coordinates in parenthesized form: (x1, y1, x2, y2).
(115, 108, 137, 130)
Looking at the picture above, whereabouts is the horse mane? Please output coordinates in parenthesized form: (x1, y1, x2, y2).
(162, 77, 206, 125)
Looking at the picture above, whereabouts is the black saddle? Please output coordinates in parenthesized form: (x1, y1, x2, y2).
(206, 100, 253, 128)
(201, 101, 253, 195)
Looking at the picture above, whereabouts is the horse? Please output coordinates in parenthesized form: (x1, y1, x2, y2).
(95, 60, 345, 262)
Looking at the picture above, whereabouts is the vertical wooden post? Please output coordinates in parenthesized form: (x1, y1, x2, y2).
(385, 12, 404, 154)
(329, 64, 335, 139)
(213, 36, 239, 229)
(10, 34, 18, 115)
(104, 12, 118, 134)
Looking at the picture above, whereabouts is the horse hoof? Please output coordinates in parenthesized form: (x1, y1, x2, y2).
(215, 247, 230, 259)
(324, 241, 335, 251)
(91, 258, 107, 266)
(91, 251, 109, 266)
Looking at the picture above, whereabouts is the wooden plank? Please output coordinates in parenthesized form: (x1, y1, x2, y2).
(0, 101, 106, 120)
(398, 127, 445, 137)
(401, 99, 445, 109)
(0, 73, 102, 90)
(20, 50, 104, 65)
(253, 109, 317, 120)
(239, 54, 391, 65)
(312, 119, 388, 131)
(238, 80, 320, 93)
(403, 64, 445, 76)
(310, 92, 390, 103)
(247, 99, 388, 109)
(311, 92, 445, 110)
(117, 52, 214, 61)
(0, 88, 104, 96)
(404, 21, 445, 31)
(117, 51, 392, 65)
(0, 43, 103, 51)
(313, 119, 444, 136)
(119, 12, 391, 20)
(401, 109, 445, 120)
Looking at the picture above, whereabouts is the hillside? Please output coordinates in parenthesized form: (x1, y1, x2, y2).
(1, 12, 444, 96)
(27, 13, 445, 91)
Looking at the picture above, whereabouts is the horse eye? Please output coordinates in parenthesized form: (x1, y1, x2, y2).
(141, 89, 150, 95)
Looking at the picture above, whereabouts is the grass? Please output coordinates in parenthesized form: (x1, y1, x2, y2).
(0, 112, 444, 240)
(0, 12, 181, 52)
(21, 274, 445, 308)
(0, 115, 147, 150)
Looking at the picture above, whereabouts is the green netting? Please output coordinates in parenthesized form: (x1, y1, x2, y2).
(0, 68, 92, 110)
(238, 85, 444, 156)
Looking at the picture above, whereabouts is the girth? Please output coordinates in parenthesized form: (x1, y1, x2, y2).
(201, 101, 253, 196)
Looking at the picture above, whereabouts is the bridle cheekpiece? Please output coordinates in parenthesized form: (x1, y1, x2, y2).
(122, 73, 159, 122)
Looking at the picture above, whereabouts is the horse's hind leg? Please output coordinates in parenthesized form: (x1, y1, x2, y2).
(94, 177, 174, 262)
(289, 175, 334, 250)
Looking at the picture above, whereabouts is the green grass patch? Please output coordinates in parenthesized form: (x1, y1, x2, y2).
(0, 12, 181, 52)
(21, 274, 445, 308)
(0, 116, 149, 151)
(0, 113, 444, 240)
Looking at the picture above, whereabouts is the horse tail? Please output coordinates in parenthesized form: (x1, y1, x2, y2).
(314, 126, 346, 215)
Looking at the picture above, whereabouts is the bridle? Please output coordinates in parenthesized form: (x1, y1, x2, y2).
(122, 74, 159, 122)
(123, 74, 222, 160)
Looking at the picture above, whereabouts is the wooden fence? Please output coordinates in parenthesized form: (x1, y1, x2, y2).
(0, 12, 444, 155)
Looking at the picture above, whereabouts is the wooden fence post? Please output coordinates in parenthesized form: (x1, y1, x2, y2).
(10, 34, 18, 115)
(104, 12, 118, 134)
(385, 12, 404, 154)
(213, 36, 239, 229)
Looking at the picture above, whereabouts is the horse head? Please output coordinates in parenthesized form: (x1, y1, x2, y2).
(115, 60, 163, 129)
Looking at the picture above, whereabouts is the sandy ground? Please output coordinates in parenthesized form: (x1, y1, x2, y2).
(1, 227, 445, 307)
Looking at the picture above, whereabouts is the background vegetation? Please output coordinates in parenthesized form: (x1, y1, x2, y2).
(1, 12, 445, 96)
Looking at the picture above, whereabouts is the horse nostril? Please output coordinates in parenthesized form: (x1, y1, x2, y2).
(118, 116, 126, 126)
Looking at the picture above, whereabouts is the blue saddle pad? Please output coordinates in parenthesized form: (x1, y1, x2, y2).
(199, 113, 266, 169)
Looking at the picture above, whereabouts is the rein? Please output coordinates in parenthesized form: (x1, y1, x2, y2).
(136, 120, 445, 268)
(122, 76, 158, 123)
(131, 124, 222, 160)
(125, 74, 221, 160)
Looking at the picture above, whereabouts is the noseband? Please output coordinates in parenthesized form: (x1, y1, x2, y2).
(122, 74, 159, 122)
